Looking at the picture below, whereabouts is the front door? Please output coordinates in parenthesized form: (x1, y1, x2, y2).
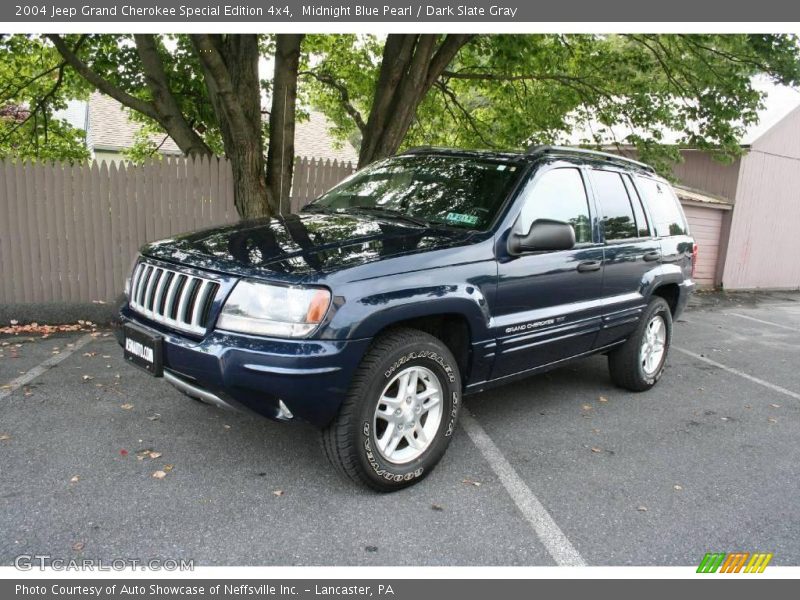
(492, 166, 605, 379)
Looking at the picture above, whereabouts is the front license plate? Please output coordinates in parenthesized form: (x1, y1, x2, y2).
(123, 324, 163, 377)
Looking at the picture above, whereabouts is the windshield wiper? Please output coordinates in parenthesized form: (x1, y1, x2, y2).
(344, 206, 430, 227)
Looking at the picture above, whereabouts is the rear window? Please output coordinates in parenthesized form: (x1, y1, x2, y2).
(635, 177, 688, 237)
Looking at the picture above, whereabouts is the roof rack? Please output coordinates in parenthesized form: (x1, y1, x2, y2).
(525, 145, 655, 172)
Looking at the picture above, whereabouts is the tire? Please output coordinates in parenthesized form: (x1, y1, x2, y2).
(322, 328, 462, 492)
(608, 297, 673, 392)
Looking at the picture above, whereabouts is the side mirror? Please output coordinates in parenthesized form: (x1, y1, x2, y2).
(509, 219, 576, 254)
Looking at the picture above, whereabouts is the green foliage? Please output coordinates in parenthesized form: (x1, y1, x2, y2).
(0, 34, 91, 162)
(303, 34, 800, 176)
(2, 33, 799, 180)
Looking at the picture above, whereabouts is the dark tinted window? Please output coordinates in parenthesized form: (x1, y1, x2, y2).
(622, 174, 651, 237)
(310, 155, 521, 230)
(518, 168, 592, 244)
(635, 177, 688, 236)
(592, 170, 637, 240)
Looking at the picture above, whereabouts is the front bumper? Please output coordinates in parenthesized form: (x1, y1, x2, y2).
(115, 305, 370, 428)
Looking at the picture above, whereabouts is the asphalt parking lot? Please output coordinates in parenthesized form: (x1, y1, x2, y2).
(1, 293, 799, 566)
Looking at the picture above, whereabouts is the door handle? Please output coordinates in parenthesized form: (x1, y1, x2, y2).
(643, 251, 662, 262)
(576, 260, 602, 273)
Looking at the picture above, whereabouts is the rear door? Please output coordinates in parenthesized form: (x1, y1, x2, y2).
(634, 176, 694, 278)
(492, 165, 605, 379)
(589, 169, 661, 347)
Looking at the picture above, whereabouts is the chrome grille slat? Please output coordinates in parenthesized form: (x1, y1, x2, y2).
(129, 261, 219, 335)
(152, 270, 170, 316)
(176, 278, 195, 324)
(134, 265, 153, 306)
(190, 280, 211, 328)
(143, 268, 160, 313)
(130, 263, 145, 304)
(165, 275, 185, 321)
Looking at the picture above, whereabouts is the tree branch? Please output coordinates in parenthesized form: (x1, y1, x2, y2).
(425, 34, 475, 91)
(47, 34, 160, 122)
(134, 34, 211, 155)
(189, 34, 252, 141)
(434, 80, 495, 148)
(300, 70, 366, 134)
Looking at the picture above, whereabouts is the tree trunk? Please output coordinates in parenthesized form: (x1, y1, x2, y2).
(358, 34, 473, 168)
(266, 34, 304, 215)
(191, 34, 270, 219)
(228, 134, 272, 219)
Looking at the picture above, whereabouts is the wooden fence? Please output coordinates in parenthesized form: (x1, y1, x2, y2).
(290, 156, 356, 213)
(0, 155, 355, 304)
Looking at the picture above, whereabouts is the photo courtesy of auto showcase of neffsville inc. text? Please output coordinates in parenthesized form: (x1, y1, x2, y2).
(1, 0, 800, 593)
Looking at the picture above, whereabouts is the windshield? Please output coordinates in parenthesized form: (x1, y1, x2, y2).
(306, 155, 522, 230)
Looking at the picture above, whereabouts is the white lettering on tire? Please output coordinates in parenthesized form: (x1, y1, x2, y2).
(362, 422, 424, 481)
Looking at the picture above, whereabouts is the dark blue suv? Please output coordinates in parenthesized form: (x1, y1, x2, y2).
(117, 146, 696, 491)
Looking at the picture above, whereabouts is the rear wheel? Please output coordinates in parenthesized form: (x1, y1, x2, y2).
(322, 328, 461, 492)
(608, 297, 672, 391)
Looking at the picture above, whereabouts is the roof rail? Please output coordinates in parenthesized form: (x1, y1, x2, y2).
(525, 145, 655, 172)
(401, 146, 438, 154)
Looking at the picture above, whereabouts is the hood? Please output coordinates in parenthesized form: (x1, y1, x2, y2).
(141, 212, 474, 280)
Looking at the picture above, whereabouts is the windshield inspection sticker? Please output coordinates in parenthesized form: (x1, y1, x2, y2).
(446, 212, 479, 225)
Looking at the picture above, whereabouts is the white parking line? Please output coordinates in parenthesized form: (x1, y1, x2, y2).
(460, 408, 587, 566)
(0, 334, 95, 401)
(674, 346, 800, 402)
(726, 312, 800, 333)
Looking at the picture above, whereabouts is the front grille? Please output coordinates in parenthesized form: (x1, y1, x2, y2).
(129, 262, 219, 335)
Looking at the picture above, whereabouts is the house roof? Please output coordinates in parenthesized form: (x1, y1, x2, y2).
(295, 111, 358, 163)
(673, 184, 733, 210)
(87, 92, 182, 155)
(81, 92, 358, 163)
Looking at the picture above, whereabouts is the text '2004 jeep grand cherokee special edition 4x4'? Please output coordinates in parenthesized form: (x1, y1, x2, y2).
(117, 146, 696, 491)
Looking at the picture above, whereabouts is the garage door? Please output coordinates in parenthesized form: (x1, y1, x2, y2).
(680, 203, 726, 288)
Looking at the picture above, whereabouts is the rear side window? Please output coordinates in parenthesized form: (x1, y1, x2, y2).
(622, 174, 651, 237)
(518, 168, 592, 244)
(591, 170, 637, 241)
(636, 177, 688, 236)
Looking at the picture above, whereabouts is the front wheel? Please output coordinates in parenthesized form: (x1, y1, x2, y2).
(322, 328, 461, 492)
(608, 296, 673, 391)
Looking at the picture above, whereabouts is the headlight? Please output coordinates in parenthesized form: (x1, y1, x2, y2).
(216, 280, 331, 338)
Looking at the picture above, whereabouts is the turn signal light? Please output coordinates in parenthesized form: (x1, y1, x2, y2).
(305, 289, 332, 323)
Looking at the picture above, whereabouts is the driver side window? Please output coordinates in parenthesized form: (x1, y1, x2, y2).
(517, 168, 593, 244)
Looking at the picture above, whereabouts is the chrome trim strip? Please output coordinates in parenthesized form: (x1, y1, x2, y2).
(163, 370, 234, 411)
(490, 292, 643, 331)
(241, 363, 341, 376)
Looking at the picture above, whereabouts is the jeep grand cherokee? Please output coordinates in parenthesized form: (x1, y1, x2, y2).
(116, 146, 696, 491)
